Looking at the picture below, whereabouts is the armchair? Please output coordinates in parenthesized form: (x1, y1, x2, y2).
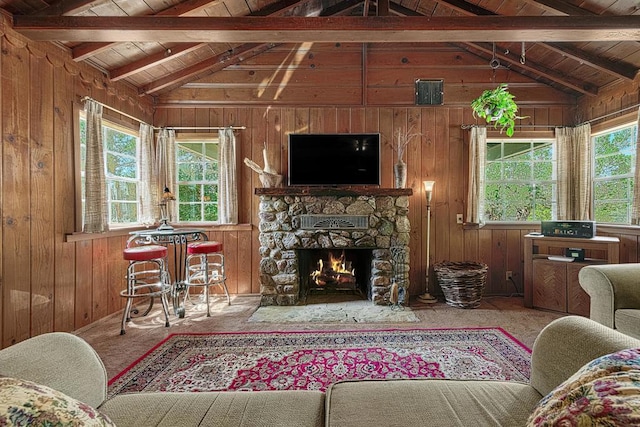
(578, 263, 640, 339)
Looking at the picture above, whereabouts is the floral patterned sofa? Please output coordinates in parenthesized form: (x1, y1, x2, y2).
(1, 316, 639, 426)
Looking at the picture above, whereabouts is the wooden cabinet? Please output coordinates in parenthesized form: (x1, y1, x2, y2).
(524, 235, 620, 315)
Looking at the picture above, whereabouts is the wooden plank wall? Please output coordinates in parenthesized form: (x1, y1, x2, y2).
(2, 32, 640, 348)
(0, 24, 160, 348)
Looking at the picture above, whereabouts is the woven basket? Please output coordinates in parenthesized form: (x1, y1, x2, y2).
(434, 261, 488, 309)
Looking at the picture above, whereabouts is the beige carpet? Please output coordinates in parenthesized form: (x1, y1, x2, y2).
(248, 299, 419, 323)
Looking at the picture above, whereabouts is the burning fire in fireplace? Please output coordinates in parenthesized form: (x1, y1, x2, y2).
(310, 250, 357, 289)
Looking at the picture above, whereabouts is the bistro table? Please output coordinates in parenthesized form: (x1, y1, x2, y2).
(128, 227, 207, 317)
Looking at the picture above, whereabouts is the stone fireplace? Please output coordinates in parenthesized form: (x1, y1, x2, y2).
(256, 188, 412, 306)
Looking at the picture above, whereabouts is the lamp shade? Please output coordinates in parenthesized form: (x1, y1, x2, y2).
(423, 180, 435, 193)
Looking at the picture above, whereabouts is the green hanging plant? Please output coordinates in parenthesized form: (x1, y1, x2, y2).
(471, 84, 526, 137)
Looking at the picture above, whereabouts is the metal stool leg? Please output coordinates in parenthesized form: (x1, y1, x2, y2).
(204, 256, 211, 317)
(217, 253, 231, 306)
(120, 254, 171, 335)
(158, 259, 171, 327)
(120, 264, 135, 335)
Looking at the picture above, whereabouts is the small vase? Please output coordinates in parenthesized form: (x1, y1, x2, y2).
(394, 161, 407, 188)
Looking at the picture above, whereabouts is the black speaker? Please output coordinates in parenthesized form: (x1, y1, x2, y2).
(415, 79, 444, 105)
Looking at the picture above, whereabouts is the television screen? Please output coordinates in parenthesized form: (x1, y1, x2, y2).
(288, 133, 381, 186)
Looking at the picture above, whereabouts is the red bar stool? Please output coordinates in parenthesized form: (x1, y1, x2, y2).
(120, 245, 172, 335)
(183, 241, 231, 317)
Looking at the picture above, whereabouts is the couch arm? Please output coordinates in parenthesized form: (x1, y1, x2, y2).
(0, 332, 107, 409)
(579, 263, 640, 328)
(530, 316, 640, 397)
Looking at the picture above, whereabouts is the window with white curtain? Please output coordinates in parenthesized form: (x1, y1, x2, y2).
(592, 123, 638, 224)
(79, 114, 140, 225)
(175, 135, 220, 222)
(484, 139, 557, 221)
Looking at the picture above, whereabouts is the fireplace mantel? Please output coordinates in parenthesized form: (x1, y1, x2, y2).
(255, 187, 413, 197)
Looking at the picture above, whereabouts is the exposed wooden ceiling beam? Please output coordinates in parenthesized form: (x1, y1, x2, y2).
(377, 0, 389, 16)
(463, 42, 597, 96)
(141, 43, 277, 95)
(72, 0, 222, 61)
(321, 0, 363, 16)
(139, 0, 358, 95)
(12, 16, 640, 43)
(546, 42, 638, 81)
(432, 0, 493, 16)
(437, 0, 638, 81)
(109, 43, 208, 82)
(389, 2, 599, 96)
(109, 0, 323, 82)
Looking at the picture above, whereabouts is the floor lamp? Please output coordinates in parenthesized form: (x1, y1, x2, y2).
(418, 180, 437, 303)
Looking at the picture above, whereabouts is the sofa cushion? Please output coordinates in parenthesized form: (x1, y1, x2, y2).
(615, 309, 640, 339)
(99, 390, 325, 427)
(528, 347, 640, 426)
(325, 379, 541, 427)
(0, 377, 114, 426)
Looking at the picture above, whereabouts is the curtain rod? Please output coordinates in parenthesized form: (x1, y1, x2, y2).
(80, 97, 245, 130)
(168, 126, 246, 130)
(579, 102, 640, 126)
(461, 124, 556, 129)
(81, 96, 147, 125)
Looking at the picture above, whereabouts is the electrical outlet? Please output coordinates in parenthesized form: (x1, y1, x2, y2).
(505, 270, 513, 281)
(456, 214, 463, 224)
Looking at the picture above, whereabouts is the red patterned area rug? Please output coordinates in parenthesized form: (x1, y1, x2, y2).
(108, 328, 530, 397)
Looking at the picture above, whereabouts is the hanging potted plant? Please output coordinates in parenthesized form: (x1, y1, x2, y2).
(471, 84, 525, 137)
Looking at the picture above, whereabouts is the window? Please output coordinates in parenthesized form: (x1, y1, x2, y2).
(176, 137, 219, 222)
(79, 115, 140, 226)
(593, 123, 638, 224)
(484, 139, 556, 221)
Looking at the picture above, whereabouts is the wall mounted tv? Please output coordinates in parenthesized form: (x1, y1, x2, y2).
(288, 133, 381, 186)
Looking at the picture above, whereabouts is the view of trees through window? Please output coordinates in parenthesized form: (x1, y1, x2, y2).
(176, 139, 219, 222)
(593, 124, 638, 224)
(79, 117, 139, 225)
(484, 140, 556, 221)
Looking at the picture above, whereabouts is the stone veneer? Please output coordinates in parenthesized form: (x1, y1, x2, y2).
(256, 188, 412, 306)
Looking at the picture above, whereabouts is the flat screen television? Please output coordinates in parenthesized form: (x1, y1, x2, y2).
(288, 133, 381, 186)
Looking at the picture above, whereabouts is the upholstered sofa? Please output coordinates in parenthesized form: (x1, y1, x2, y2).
(1, 316, 639, 426)
(579, 263, 640, 339)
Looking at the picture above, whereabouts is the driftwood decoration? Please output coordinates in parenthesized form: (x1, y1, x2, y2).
(243, 142, 283, 188)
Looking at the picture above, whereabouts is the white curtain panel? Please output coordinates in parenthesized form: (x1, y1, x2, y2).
(138, 123, 157, 225)
(631, 108, 640, 225)
(82, 100, 109, 233)
(218, 127, 238, 224)
(156, 128, 177, 222)
(556, 123, 592, 220)
(466, 126, 487, 225)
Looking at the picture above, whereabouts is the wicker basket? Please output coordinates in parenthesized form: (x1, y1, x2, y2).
(434, 261, 488, 309)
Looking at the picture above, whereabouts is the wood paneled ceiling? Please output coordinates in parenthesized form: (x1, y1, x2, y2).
(4, 0, 640, 99)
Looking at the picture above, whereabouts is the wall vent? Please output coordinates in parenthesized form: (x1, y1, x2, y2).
(299, 215, 369, 230)
(415, 79, 444, 105)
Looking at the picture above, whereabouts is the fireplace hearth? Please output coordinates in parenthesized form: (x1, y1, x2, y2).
(256, 187, 412, 306)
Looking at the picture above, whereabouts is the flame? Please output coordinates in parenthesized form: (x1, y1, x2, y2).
(310, 251, 355, 286)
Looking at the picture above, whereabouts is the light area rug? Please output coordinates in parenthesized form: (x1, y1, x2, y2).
(248, 300, 419, 323)
(108, 328, 530, 398)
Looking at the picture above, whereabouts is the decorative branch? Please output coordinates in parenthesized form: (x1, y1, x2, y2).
(390, 124, 421, 162)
